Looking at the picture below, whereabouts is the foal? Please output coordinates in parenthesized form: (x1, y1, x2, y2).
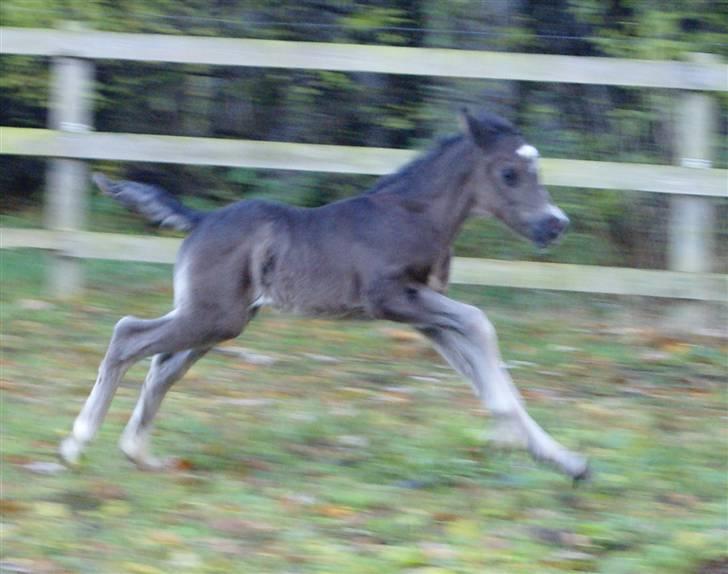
(59, 110, 589, 480)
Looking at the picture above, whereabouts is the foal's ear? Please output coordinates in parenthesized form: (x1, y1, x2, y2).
(458, 107, 508, 149)
(458, 106, 477, 136)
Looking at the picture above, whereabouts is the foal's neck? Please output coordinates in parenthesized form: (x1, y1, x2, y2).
(415, 137, 478, 245)
(364, 135, 479, 248)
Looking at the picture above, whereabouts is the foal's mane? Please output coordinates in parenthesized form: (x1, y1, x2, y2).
(364, 134, 464, 197)
(364, 112, 519, 198)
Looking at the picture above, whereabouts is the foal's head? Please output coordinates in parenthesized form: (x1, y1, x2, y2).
(462, 110, 569, 248)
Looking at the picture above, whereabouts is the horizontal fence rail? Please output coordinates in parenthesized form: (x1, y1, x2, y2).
(2, 27, 727, 90)
(0, 27, 725, 308)
(2, 127, 726, 196)
(2, 228, 725, 302)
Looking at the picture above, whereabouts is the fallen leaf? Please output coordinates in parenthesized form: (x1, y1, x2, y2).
(445, 519, 480, 541)
(148, 530, 182, 546)
(281, 493, 318, 508)
(225, 398, 275, 407)
(381, 328, 424, 343)
(101, 500, 131, 517)
(696, 557, 728, 574)
(419, 542, 457, 560)
(529, 526, 567, 545)
(433, 512, 459, 522)
(209, 517, 276, 536)
(548, 344, 579, 352)
(33, 502, 71, 519)
(201, 537, 245, 556)
(89, 481, 128, 501)
(170, 458, 195, 472)
(657, 492, 699, 508)
(212, 346, 277, 365)
(303, 353, 340, 363)
(543, 550, 596, 569)
(167, 551, 203, 569)
(18, 299, 54, 311)
(661, 341, 692, 354)
(0, 559, 33, 574)
(374, 392, 411, 404)
(122, 563, 165, 574)
(0, 499, 28, 515)
(336, 435, 370, 448)
(408, 376, 440, 383)
(639, 350, 671, 363)
(315, 504, 355, 518)
(22, 461, 66, 476)
(381, 546, 427, 567)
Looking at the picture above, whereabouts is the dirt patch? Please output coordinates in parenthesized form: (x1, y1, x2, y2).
(697, 557, 728, 574)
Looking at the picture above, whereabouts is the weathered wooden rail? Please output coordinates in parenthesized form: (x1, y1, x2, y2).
(2, 128, 726, 196)
(1, 27, 726, 305)
(3, 27, 725, 89)
(2, 228, 724, 301)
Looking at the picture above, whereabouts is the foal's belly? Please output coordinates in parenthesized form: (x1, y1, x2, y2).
(253, 253, 368, 318)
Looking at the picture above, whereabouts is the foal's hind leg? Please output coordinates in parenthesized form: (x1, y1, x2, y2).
(119, 347, 211, 470)
(59, 310, 245, 466)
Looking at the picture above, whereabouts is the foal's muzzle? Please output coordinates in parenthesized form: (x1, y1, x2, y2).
(531, 207, 570, 248)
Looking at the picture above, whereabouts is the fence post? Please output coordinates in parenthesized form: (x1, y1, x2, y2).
(44, 24, 94, 298)
(667, 53, 717, 331)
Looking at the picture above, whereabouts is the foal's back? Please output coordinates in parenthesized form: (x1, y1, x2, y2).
(176, 194, 440, 317)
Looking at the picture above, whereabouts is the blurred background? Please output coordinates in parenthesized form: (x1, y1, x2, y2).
(1, 2, 727, 574)
(1, 0, 726, 270)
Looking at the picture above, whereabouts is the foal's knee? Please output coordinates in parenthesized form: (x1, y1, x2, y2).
(459, 305, 496, 342)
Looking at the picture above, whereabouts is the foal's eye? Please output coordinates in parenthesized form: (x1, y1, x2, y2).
(501, 168, 519, 187)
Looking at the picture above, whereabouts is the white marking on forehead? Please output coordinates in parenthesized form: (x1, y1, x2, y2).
(516, 144, 539, 159)
(516, 144, 539, 173)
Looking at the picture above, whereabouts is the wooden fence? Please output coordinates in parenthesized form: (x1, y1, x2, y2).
(1, 27, 726, 304)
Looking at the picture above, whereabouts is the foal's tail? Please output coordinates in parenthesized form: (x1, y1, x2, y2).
(92, 172, 203, 232)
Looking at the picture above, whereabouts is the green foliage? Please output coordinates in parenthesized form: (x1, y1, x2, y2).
(0, 0, 725, 267)
(567, 0, 728, 59)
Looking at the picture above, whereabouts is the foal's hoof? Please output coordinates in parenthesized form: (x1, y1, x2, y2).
(572, 462, 592, 486)
(119, 434, 175, 471)
(58, 436, 83, 468)
(122, 450, 176, 472)
(120, 444, 177, 472)
(135, 456, 178, 472)
(528, 444, 591, 483)
(560, 453, 591, 484)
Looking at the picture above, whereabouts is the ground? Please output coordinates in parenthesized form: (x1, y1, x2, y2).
(1, 251, 726, 574)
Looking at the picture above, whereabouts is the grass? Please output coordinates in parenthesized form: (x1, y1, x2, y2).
(1, 250, 726, 574)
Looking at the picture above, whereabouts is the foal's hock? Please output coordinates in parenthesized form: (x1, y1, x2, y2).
(59, 110, 588, 480)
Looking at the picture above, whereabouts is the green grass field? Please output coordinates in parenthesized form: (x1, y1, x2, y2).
(1, 250, 726, 574)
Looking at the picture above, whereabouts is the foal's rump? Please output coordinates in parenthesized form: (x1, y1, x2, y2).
(171, 200, 288, 311)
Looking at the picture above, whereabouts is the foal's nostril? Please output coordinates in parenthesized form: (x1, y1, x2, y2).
(559, 213, 570, 233)
(532, 211, 569, 247)
(550, 215, 568, 236)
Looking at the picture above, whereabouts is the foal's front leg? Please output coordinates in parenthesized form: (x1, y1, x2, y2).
(368, 282, 589, 480)
(423, 322, 589, 479)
